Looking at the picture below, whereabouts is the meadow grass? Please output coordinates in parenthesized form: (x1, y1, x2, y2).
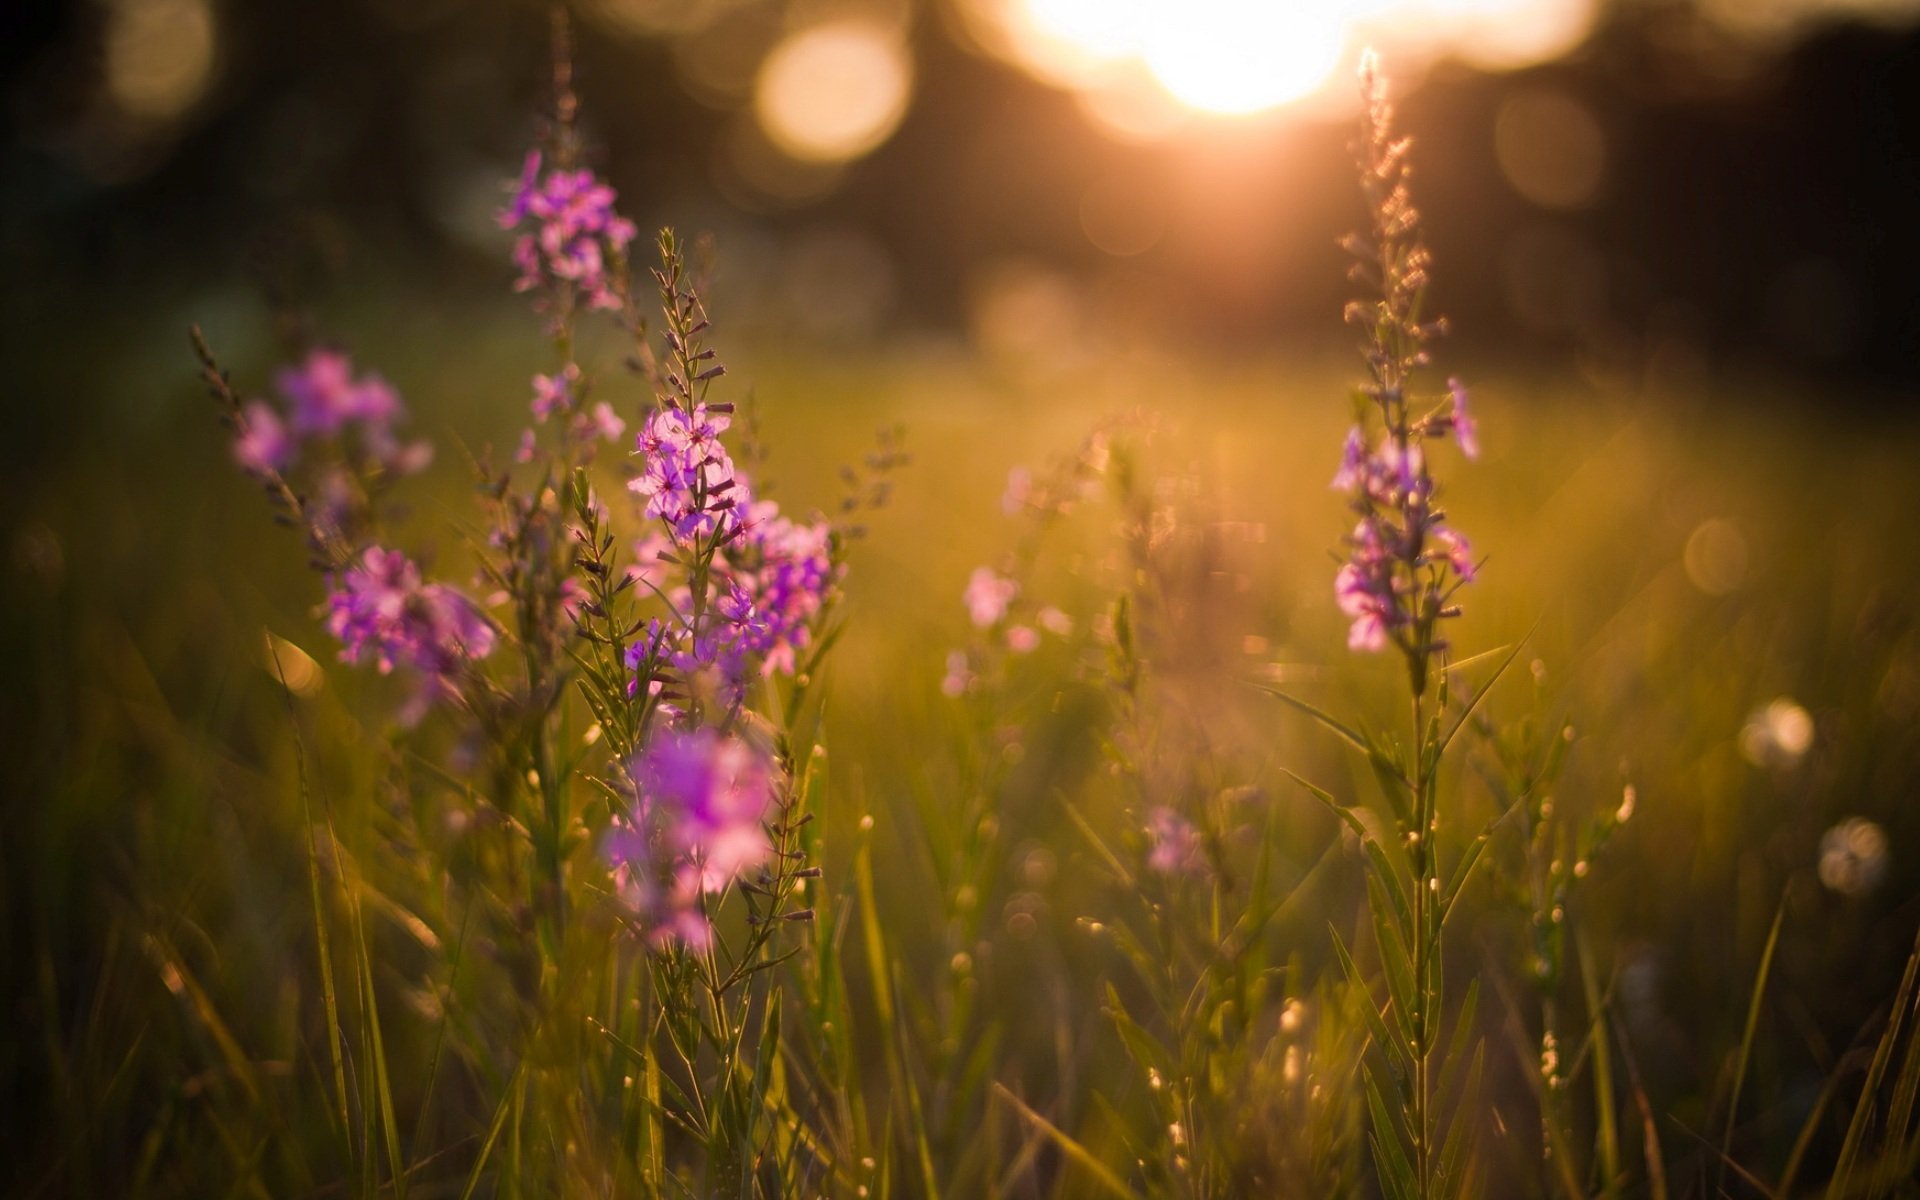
(6, 55, 1920, 1197)
(7, 299, 1920, 1196)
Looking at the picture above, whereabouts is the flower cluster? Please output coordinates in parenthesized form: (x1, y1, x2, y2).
(619, 391, 840, 709)
(629, 402, 741, 541)
(605, 727, 779, 946)
(322, 546, 496, 719)
(1331, 57, 1480, 682)
(620, 503, 839, 708)
(965, 566, 1018, 628)
(499, 150, 637, 313)
(734, 504, 835, 676)
(1331, 397, 1477, 654)
(232, 349, 431, 480)
(515, 364, 627, 464)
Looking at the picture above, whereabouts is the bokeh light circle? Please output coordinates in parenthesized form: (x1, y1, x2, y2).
(754, 21, 913, 164)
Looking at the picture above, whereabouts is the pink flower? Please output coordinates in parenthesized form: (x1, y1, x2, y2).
(233, 401, 291, 476)
(1448, 377, 1479, 460)
(606, 727, 782, 947)
(941, 650, 974, 698)
(964, 567, 1017, 628)
(1001, 466, 1032, 514)
(1146, 807, 1207, 876)
(1429, 526, 1476, 582)
(530, 365, 580, 423)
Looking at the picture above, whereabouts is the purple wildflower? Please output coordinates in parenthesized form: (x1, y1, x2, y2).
(1330, 60, 1479, 679)
(1146, 807, 1207, 877)
(233, 400, 292, 476)
(1002, 466, 1032, 515)
(278, 350, 399, 437)
(1331, 427, 1368, 492)
(1429, 526, 1476, 582)
(606, 726, 780, 946)
(622, 617, 679, 699)
(499, 150, 637, 313)
(582, 401, 626, 444)
(530, 364, 580, 423)
(322, 547, 495, 717)
(629, 403, 740, 542)
(672, 582, 764, 707)
(735, 506, 835, 677)
(253, 349, 430, 477)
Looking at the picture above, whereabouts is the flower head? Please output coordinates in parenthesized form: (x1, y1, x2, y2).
(250, 349, 430, 477)
(606, 727, 781, 945)
(499, 150, 637, 314)
(629, 403, 739, 542)
(1447, 377, 1479, 460)
(964, 567, 1018, 628)
(234, 401, 291, 476)
(1146, 807, 1207, 877)
(322, 547, 495, 718)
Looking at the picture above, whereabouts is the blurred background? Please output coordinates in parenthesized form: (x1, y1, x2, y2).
(5, 0, 1920, 436)
(6, 1, 1920, 1192)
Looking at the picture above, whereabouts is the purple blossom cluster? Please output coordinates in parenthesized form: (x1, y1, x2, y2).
(629, 403, 740, 541)
(514, 364, 626, 464)
(734, 505, 835, 676)
(232, 349, 431, 480)
(499, 150, 637, 313)
(322, 546, 496, 719)
(1145, 806, 1208, 877)
(1331, 383, 1479, 655)
(604, 726, 778, 946)
(621, 510, 838, 707)
(621, 400, 840, 706)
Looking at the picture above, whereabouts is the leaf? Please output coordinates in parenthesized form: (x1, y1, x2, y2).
(1104, 983, 1170, 1078)
(1064, 800, 1137, 889)
(1436, 633, 1532, 759)
(1434, 978, 1481, 1110)
(1434, 1045, 1485, 1199)
(1366, 1070, 1418, 1200)
(350, 877, 408, 1200)
(1333, 926, 1413, 1073)
(1256, 685, 1412, 794)
(1366, 873, 1419, 1049)
(1280, 768, 1413, 926)
(1830, 925, 1920, 1197)
(457, 1059, 527, 1200)
(1575, 932, 1622, 1199)
(1438, 796, 1524, 928)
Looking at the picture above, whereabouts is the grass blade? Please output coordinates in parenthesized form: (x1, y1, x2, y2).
(991, 1082, 1141, 1200)
(458, 1058, 528, 1200)
(1717, 898, 1784, 1199)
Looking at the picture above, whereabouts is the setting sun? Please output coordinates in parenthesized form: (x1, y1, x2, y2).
(1135, 0, 1352, 114)
(968, 0, 1604, 129)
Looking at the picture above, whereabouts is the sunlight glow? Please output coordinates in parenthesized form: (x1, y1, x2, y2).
(967, 0, 1605, 131)
(1136, 0, 1351, 115)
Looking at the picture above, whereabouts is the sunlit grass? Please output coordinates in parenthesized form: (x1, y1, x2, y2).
(8, 274, 1920, 1192)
